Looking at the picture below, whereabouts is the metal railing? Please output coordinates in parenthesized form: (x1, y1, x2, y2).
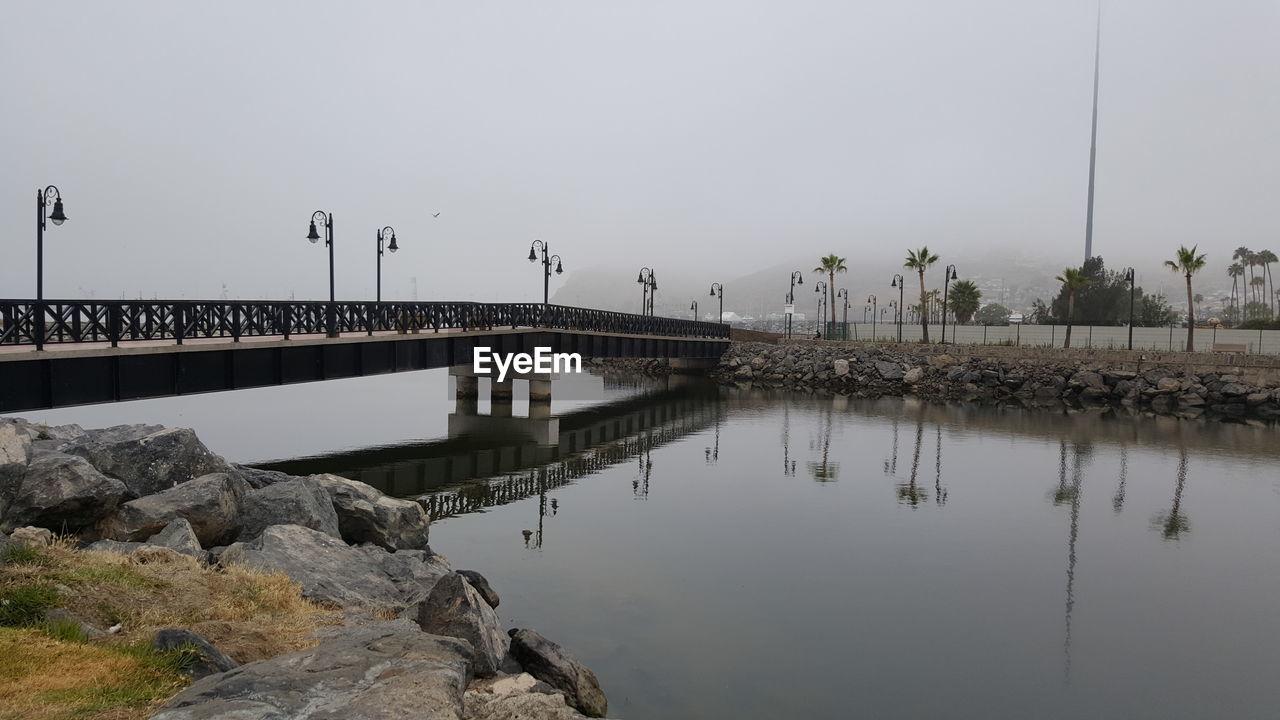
(0, 300, 730, 348)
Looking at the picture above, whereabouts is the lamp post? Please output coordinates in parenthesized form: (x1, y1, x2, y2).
(305, 210, 338, 337)
(637, 268, 656, 316)
(940, 264, 958, 344)
(690, 299, 698, 320)
(375, 226, 398, 303)
(709, 283, 723, 324)
(836, 288, 849, 340)
(1124, 267, 1136, 350)
(35, 185, 67, 351)
(868, 294, 878, 342)
(528, 240, 563, 305)
(787, 271, 804, 338)
(813, 281, 827, 338)
(890, 273, 905, 343)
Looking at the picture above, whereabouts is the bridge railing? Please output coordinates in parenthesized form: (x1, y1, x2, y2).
(0, 300, 730, 347)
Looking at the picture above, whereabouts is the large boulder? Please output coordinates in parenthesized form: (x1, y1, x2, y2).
(153, 629, 239, 679)
(237, 478, 341, 542)
(414, 572, 509, 678)
(507, 629, 608, 718)
(465, 673, 596, 720)
(60, 424, 232, 498)
(151, 621, 472, 720)
(310, 474, 431, 550)
(1, 454, 127, 533)
(0, 421, 34, 520)
(873, 361, 904, 381)
(458, 569, 500, 609)
(98, 472, 249, 547)
(219, 524, 449, 614)
(150, 518, 204, 556)
(229, 463, 296, 490)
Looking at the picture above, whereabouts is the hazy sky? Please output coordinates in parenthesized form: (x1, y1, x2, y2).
(3, 1, 1277, 303)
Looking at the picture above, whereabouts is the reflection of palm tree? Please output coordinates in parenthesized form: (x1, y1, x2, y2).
(884, 416, 900, 475)
(781, 402, 797, 476)
(807, 406, 841, 482)
(1054, 442, 1090, 682)
(896, 411, 928, 507)
(933, 425, 948, 505)
(1112, 447, 1127, 512)
(1153, 450, 1191, 540)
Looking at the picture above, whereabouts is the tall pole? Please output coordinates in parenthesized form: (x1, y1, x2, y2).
(36, 190, 44, 351)
(1126, 267, 1135, 350)
(530, 241, 562, 305)
(328, 214, 335, 302)
(710, 283, 723, 324)
(868, 295, 877, 342)
(1084, 4, 1102, 263)
(941, 264, 957, 344)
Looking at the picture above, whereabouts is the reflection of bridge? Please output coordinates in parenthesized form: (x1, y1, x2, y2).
(0, 300, 727, 412)
(259, 378, 732, 521)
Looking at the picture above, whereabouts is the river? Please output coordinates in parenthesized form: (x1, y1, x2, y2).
(22, 369, 1280, 719)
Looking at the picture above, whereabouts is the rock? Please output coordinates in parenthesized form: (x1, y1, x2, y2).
(1068, 371, 1105, 390)
(151, 621, 472, 720)
(0, 422, 34, 520)
(84, 539, 146, 554)
(229, 463, 296, 490)
(237, 478, 341, 542)
(832, 359, 849, 377)
(508, 629, 607, 718)
(458, 569, 500, 608)
(9, 526, 53, 548)
(60, 424, 232, 499)
(1155, 377, 1181, 393)
(44, 608, 104, 638)
(749, 356, 767, 371)
(1, 454, 127, 533)
(1246, 392, 1270, 405)
(149, 518, 203, 555)
(902, 367, 924, 385)
(98, 472, 249, 547)
(733, 365, 753, 379)
(310, 474, 431, 550)
(927, 354, 958, 370)
(1220, 382, 1250, 397)
(415, 572, 509, 677)
(219, 524, 449, 613)
(1177, 393, 1206, 407)
(465, 673, 593, 720)
(873, 361, 904, 381)
(153, 628, 239, 679)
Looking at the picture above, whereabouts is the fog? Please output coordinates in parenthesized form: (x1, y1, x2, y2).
(2, 1, 1276, 305)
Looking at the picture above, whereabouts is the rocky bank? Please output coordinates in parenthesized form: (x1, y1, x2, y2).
(711, 341, 1280, 420)
(0, 418, 611, 719)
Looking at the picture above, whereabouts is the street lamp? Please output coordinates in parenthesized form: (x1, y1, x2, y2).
(690, 299, 698, 320)
(890, 273, 905, 343)
(528, 240, 563, 305)
(867, 294, 878, 342)
(786, 271, 804, 338)
(305, 210, 339, 337)
(34, 185, 68, 351)
(709, 283, 724, 324)
(1124, 267, 1136, 350)
(637, 268, 657, 316)
(814, 281, 827, 338)
(375, 226, 398, 303)
(836, 288, 849, 340)
(940, 264, 958, 344)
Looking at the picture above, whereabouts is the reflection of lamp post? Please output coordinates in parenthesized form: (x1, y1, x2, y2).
(867, 294, 878, 341)
(1124, 267, 1136, 350)
(375, 226, 399, 303)
(689, 299, 698, 320)
(836, 288, 849, 340)
(940, 264, 958, 344)
(709, 283, 723, 324)
(890, 273, 905, 342)
(528, 240, 563, 305)
(305, 210, 339, 338)
(35, 185, 68, 351)
(813, 281, 827, 337)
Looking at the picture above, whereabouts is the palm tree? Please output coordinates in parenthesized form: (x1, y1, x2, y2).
(1228, 263, 1244, 325)
(1055, 267, 1091, 348)
(1233, 247, 1253, 319)
(813, 254, 847, 332)
(904, 247, 940, 342)
(1257, 249, 1277, 316)
(1164, 245, 1208, 351)
(947, 279, 981, 324)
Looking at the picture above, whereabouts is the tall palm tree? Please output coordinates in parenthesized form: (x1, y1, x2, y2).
(1233, 247, 1257, 318)
(813, 254, 847, 332)
(947, 279, 982, 323)
(1164, 245, 1208, 351)
(1055, 267, 1091, 348)
(904, 247, 940, 342)
(1227, 263, 1244, 325)
(1257, 249, 1277, 316)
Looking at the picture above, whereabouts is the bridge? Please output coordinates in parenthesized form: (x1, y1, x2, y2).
(0, 299, 729, 413)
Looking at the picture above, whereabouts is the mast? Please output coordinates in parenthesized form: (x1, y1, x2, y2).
(1084, 4, 1101, 262)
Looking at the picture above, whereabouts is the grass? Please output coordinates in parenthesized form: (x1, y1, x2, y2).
(0, 541, 338, 720)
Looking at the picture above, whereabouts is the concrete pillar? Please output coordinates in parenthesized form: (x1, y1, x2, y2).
(529, 399, 552, 420)
(455, 374, 479, 399)
(491, 379, 514, 401)
(529, 378, 553, 403)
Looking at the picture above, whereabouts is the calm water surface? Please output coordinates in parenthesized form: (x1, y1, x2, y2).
(25, 371, 1280, 718)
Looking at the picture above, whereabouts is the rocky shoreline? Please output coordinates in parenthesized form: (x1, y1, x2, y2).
(709, 341, 1280, 420)
(0, 418, 611, 719)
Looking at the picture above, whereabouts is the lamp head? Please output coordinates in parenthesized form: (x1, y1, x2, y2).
(307, 221, 321, 243)
(49, 198, 67, 226)
(555, 260, 563, 274)
(709, 288, 715, 296)
(638, 271, 646, 284)
(528, 245, 538, 262)
(387, 234, 399, 253)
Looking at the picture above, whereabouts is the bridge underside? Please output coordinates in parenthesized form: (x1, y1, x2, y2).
(0, 329, 727, 413)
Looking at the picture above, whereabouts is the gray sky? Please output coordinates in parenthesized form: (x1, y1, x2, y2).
(2, 1, 1277, 304)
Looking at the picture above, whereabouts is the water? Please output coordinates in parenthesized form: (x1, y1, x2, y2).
(22, 372, 1280, 718)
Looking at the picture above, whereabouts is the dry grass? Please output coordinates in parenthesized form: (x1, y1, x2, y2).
(0, 541, 339, 720)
